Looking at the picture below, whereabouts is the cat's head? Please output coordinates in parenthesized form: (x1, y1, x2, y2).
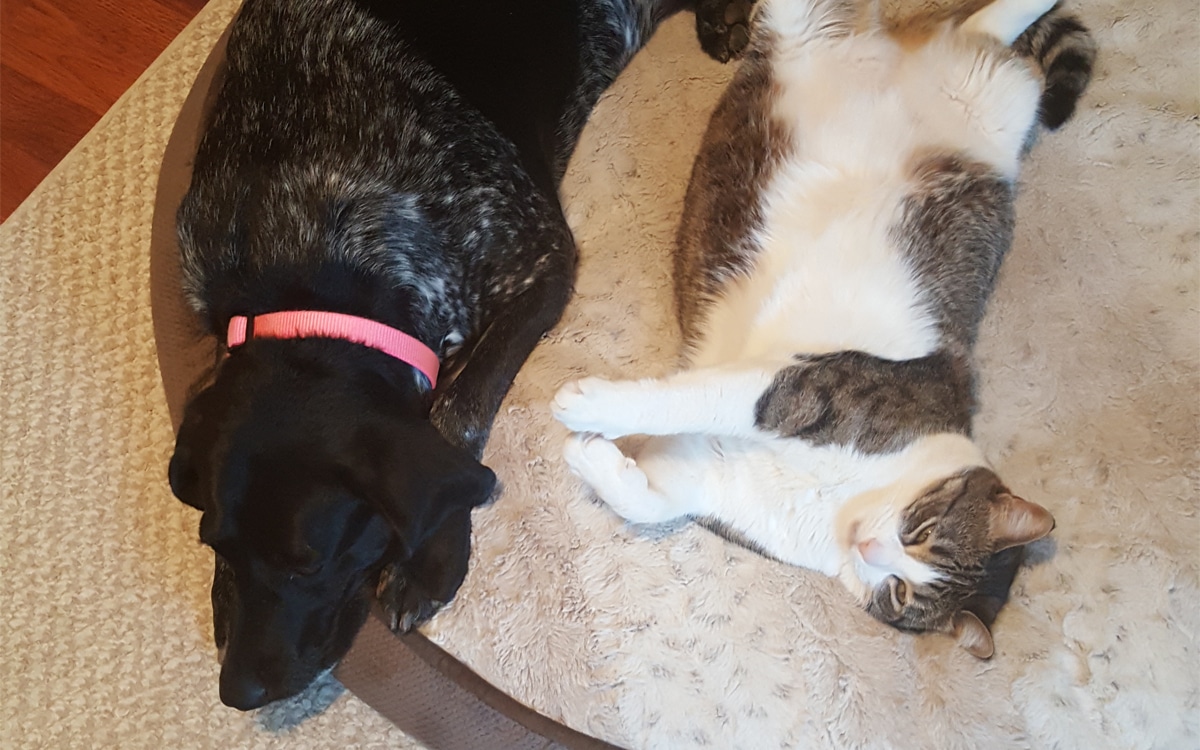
(844, 466, 1054, 658)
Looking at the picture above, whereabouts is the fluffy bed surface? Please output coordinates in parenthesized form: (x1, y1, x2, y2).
(1, 0, 1195, 747)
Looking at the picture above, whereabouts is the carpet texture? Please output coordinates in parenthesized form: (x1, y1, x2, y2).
(1, 0, 1196, 748)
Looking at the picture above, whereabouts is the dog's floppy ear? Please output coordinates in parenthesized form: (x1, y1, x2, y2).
(168, 385, 227, 512)
(168, 401, 210, 511)
(168, 444, 205, 511)
(347, 420, 496, 558)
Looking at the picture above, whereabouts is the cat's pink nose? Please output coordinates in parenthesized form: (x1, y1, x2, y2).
(856, 538, 894, 567)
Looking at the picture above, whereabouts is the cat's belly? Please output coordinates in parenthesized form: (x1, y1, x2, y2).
(692, 165, 940, 366)
(688, 24, 1037, 366)
(689, 39, 944, 366)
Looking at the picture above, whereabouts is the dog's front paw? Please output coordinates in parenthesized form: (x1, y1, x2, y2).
(696, 0, 756, 63)
(377, 512, 472, 633)
(377, 563, 446, 634)
(552, 377, 635, 439)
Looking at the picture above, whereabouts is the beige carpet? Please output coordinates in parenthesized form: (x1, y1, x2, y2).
(2, 0, 1196, 747)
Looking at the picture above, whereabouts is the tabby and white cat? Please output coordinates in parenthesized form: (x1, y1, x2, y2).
(553, 0, 1095, 656)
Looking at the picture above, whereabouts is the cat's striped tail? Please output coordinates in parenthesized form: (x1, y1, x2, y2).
(1012, 4, 1097, 130)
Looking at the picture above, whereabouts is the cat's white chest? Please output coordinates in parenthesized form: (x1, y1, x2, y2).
(702, 436, 904, 577)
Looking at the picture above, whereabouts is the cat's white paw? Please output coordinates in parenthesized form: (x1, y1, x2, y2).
(562, 432, 642, 491)
(562, 434, 675, 524)
(552, 377, 635, 439)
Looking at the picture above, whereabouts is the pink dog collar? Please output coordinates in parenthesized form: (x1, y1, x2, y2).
(227, 311, 440, 388)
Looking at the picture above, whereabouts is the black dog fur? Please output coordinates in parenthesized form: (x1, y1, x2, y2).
(169, 0, 745, 710)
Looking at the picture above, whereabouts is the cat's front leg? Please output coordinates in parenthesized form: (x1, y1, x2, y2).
(755, 350, 973, 453)
(552, 377, 646, 439)
(552, 365, 783, 439)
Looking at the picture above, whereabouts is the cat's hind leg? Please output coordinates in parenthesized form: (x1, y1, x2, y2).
(695, 0, 756, 63)
(959, 0, 1057, 46)
(562, 434, 704, 524)
(1010, 5, 1097, 131)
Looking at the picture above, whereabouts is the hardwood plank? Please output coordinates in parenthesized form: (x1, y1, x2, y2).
(159, 0, 211, 17)
(0, 0, 206, 220)
(2, 0, 191, 116)
(1, 63, 96, 168)
(0, 141, 53, 219)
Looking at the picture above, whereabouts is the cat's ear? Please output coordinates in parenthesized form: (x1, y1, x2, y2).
(989, 491, 1055, 551)
(951, 610, 994, 659)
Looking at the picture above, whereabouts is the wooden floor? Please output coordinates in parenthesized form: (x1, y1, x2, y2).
(1, 0, 209, 220)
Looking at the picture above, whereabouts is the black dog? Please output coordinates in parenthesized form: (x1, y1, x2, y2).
(168, 0, 751, 711)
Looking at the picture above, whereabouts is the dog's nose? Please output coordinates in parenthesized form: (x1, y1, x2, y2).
(219, 670, 271, 711)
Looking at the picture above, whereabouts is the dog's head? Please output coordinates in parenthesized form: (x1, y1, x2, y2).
(168, 343, 495, 709)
